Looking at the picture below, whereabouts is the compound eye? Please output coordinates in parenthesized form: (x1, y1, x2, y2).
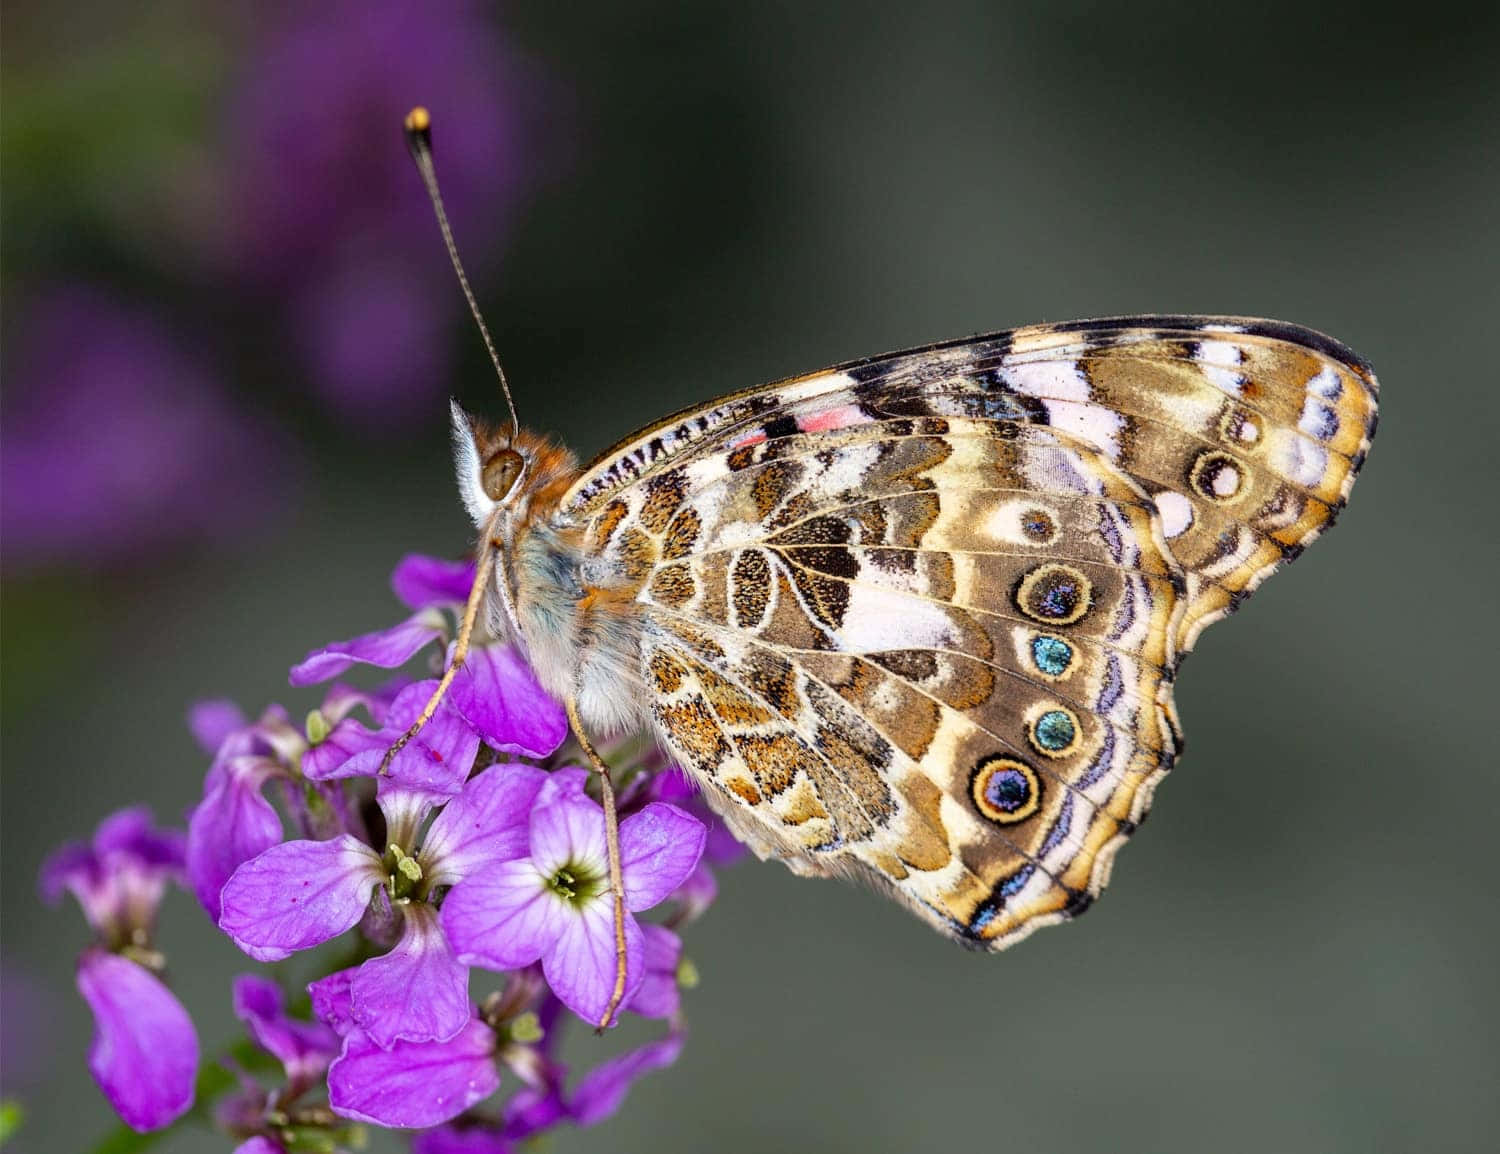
(481, 448, 524, 502)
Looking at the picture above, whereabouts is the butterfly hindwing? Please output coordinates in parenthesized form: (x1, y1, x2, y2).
(606, 416, 1181, 947)
(560, 316, 1376, 948)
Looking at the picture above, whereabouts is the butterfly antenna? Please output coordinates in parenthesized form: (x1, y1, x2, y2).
(404, 106, 521, 442)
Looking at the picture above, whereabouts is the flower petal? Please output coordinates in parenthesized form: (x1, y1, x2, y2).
(351, 906, 470, 1046)
(310, 681, 480, 797)
(300, 716, 386, 780)
(629, 924, 683, 1020)
(421, 763, 549, 885)
(442, 861, 566, 971)
(447, 645, 567, 757)
(186, 756, 284, 918)
(392, 554, 475, 610)
(673, 861, 720, 925)
(289, 608, 446, 686)
(234, 1139, 286, 1154)
(38, 839, 96, 905)
(328, 1019, 499, 1129)
(218, 836, 382, 961)
(618, 803, 706, 912)
(528, 791, 607, 880)
(412, 1124, 519, 1154)
(232, 974, 337, 1089)
(541, 901, 643, 1027)
(94, 806, 187, 871)
(308, 967, 356, 1036)
(188, 699, 248, 754)
(76, 950, 198, 1132)
(568, 1031, 684, 1127)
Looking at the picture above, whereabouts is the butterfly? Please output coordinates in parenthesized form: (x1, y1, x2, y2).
(393, 108, 1378, 1024)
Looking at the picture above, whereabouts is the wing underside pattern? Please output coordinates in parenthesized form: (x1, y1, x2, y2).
(565, 317, 1377, 948)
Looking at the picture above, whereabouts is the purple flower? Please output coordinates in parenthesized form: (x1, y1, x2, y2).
(631, 925, 686, 1020)
(290, 554, 569, 759)
(76, 950, 200, 1132)
(648, 767, 745, 922)
(415, 1027, 686, 1148)
(310, 966, 502, 1129)
(413, 1126, 519, 1154)
(224, 1, 547, 428)
(188, 699, 250, 753)
(234, 1139, 287, 1154)
(185, 703, 313, 919)
(234, 1139, 286, 1154)
(0, 286, 287, 572)
(188, 752, 287, 920)
(443, 775, 706, 1025)
(391, 554, 475, 610)
(220, 764, 549, 1046)
(232, 974, 338, 1094)
(329, 1018, 501, 1129)
(569, 1031, 686, 1126)
(41, 806, 186, 949)
(42, 808, 198, 1132)
(302, 680, 480, 797)
(289, 608, 448, 686)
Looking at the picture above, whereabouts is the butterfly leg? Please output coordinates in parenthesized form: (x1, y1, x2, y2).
(565, 695, 629, 1031)
(379, 535, 498, 775)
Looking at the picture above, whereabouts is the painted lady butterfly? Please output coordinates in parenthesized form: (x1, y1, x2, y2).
(396, 109, 1378, 1024)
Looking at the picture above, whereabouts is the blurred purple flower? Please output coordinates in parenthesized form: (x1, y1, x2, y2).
(568, 1030, 685, 1126)
(41, 806, 187, 950)
(0, 287, 289, 572)
(42, 808, 199, 1132)
(76, 949, 200, 1132)
(413, 1126, 520, 1154)
(224, 1, 549, 428)
(631, 924, 686, 1021)
(442, 773, 705, 1026)
(188, 699, 250, 752)
(235, 1139, 288, 1154)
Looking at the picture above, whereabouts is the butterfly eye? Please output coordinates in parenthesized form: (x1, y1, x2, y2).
(481, 448, 525, 502)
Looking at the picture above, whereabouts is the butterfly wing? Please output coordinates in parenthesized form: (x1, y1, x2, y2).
(563, 316, 1377, 948)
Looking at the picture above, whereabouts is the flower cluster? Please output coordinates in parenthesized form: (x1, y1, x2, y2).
(43, 554, 741, 1151)
(3, 1, 552, 574)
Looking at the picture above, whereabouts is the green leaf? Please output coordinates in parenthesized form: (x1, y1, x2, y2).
(0, 1100, 23, 1145)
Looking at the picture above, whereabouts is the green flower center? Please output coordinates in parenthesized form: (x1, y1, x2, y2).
(547, 860, 604, 906)
(384, 843, 426, 901)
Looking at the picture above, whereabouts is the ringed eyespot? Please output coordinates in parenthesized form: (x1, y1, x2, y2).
(1015, 563, 1092, 625)
(1018, 507, 1058, 544)
(1029, 707, 1081, 757)
(1030, 634, 1074, 679)
(970, 756, 1042, 825)
(1189, 450, 1244, 502)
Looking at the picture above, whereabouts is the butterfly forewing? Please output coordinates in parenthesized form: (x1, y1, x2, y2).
(556, 316, 1377, 949)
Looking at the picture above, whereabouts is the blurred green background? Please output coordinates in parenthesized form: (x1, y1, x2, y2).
(3, 2, 1498, 1152)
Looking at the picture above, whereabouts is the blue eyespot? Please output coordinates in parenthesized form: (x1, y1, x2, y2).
(985, 767, 1032, 812)
(1031, 635, 1072, 677)
(970, 756, 1041, 825)
(1033, 709, 1078, 753)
